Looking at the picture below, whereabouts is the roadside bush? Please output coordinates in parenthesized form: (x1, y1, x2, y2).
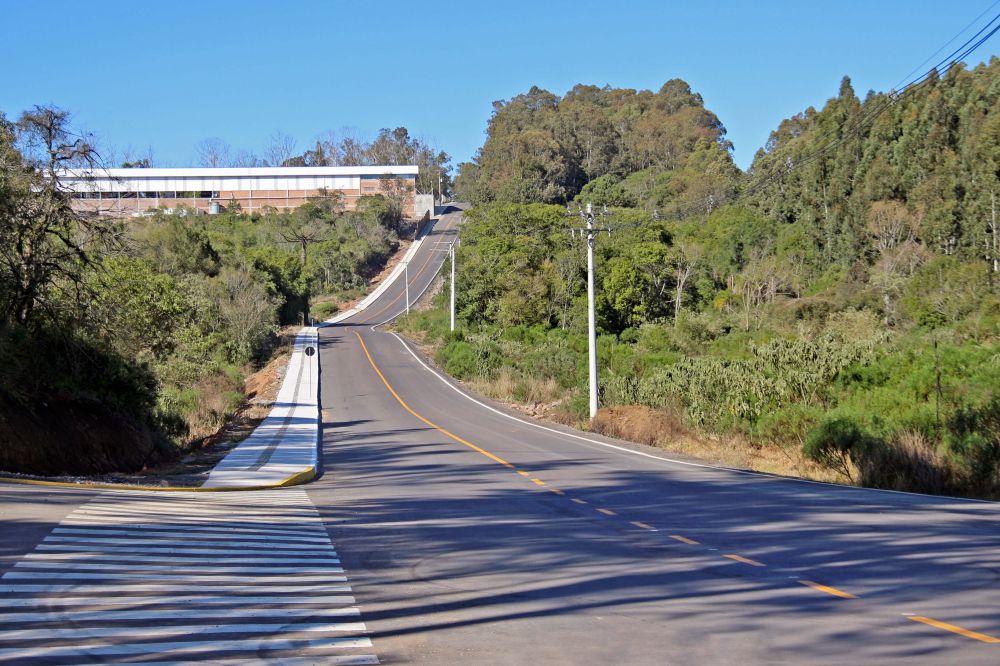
(948, 397, 1000, 497)
(439, 340, 478, 379)
(859, 431, 957, 495)
(803, 415, 880, 483)
(310, 301, 339, 321)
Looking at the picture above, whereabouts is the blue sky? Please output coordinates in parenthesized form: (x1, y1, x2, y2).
(1, 0, 997, 171)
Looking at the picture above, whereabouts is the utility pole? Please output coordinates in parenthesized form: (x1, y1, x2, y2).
(450, 242, 456, 332)
(567, 203, 638, 419)
(584, 203, 599, 419)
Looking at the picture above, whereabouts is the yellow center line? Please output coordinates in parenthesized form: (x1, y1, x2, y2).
(723, 554, 766, 567)
(517, 471, 531, 477)
(530, 478, 546, 486)
(355, 331, 515, 470)
(907, 615, 1000, 643)
(571, 498, 589, 505)
(596, 508, 617, 516)
(630, 521, 656, 530)
(798, 580, 857, 599)
(548, 488, 565, 495)
(670, 535, 699, 545)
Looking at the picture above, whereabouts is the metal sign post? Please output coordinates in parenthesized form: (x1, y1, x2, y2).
(304, 345, 315, 397)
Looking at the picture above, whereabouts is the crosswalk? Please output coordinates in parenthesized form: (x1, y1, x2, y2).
(0, 488, 378, 664)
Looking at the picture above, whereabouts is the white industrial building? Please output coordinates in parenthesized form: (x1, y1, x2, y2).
(62, 165, 420, 216)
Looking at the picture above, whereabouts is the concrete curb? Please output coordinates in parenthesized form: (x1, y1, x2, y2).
(202, 326, 320, 489)
(0, 466, 317, 492)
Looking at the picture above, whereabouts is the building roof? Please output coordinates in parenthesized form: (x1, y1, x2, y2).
(60, 165, 418, 179)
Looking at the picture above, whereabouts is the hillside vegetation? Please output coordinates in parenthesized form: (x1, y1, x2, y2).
(410, 62, 1000, 498)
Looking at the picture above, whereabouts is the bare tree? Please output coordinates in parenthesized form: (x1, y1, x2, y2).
(231, 149, 262, 168)
(195, 137, 232, 168)
(263, 131, 297, 167)
(671, 240, 702, 324)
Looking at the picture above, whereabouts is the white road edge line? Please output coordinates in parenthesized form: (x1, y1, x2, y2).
(386, 331, 991, 504)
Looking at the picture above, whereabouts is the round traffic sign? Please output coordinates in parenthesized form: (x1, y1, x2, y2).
(304, 346, 316, 357)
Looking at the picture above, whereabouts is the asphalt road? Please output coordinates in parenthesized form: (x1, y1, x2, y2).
(2, 204, 998, 664)
(312, 206, 1000, 663)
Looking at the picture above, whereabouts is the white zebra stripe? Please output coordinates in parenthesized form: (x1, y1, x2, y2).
(21, 552, 341, 565)
(51, 527, 331, 543)
(15, 562, 342, 574)
(0, 605, 361, 624)
(3, 571, 345, 582)
(0, 594, 356, 609)
(0, 635, 373, 659)
(0, 582, 350, 593)
(0, 621, 368, 642)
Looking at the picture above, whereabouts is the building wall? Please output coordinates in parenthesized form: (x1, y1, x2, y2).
(63, 167, 418, 218)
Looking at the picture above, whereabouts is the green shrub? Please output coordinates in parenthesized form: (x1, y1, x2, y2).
(804, 415, 880, 483)
(439, 340, 478, 379)
(948, 398, 1000, 496)
(311, 302, 339, 321)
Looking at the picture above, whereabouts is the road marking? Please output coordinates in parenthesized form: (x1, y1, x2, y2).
(52, 520, 329, 540)
(596, 508, 617, 516)
(517, 470, 531, 477)
(0, 488, 378, 664)
(15, 562, 342, 574)
(630, 521, 656, 530)
(0, 621, 368, 642)
(1, 582, 352, 593)
(0, 636, 373, 660)
(548, 488, 565, 495)
(134, 657, 378, 666)
(0, 594, 357, 609)
(52, 526, 330, 542)
(723, 554, 766, 567)
(22, 552, 341, 565)
(571, 498, 589, 505)
(670, 535, 699, 545)
(35, 544, 340, 556)
(530, 478, 546, 486)
(0, 606, 361, 624)
(388, 330, 1000, 507)
(356, 331, 515, 470)
(4, 571, 346, 582)
(798, 580, 857, 599)
(42, 535, 329, 549)
(906, 615, 1000, 643)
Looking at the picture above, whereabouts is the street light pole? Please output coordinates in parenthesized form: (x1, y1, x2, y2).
(405, 261, 410, 316)
(585, 203, 598, 420)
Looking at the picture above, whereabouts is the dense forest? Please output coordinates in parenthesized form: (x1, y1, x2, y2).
(409, 61, 1000, 498)
(0, 107, 420, 475)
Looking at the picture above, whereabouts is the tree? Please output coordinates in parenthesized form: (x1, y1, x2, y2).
(195, 137, 232, 168)
(264, 130, 298, 167)
(0, 106, 118, 327)
(275, 193, 343, 265)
